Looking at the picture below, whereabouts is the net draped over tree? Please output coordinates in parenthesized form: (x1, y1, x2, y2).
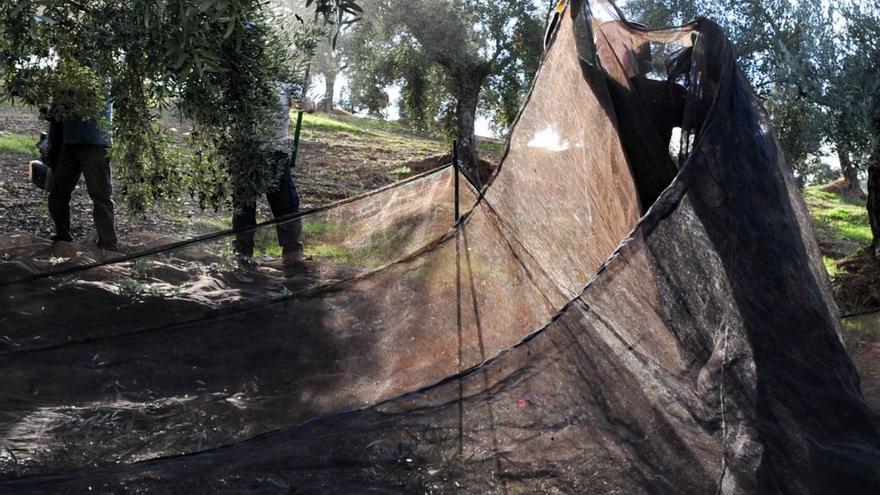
(1, 0, 879, 493)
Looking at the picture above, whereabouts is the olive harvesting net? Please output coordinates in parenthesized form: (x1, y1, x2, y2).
(1, 1, 878, 493)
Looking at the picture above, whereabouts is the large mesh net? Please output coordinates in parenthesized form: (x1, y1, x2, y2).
(2, 1, 878, 493)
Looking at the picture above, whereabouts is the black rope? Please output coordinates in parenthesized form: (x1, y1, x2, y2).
(0, 164, 453, 287)
(2, 178, 487, 357)
(841, 307, 880, 320)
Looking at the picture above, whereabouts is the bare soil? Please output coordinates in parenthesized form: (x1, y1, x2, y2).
(842, 312, 880, 412)
(836, 248, 880, 315)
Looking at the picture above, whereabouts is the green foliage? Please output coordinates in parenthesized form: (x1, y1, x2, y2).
(805, 186, 873, 280)
(626, 0, 880, 193)
(796, 156, 839, 188)
(476, 138, 505, 159)
(823, 256, 839, 279)
(0, 0, 360, 214)
(390, 165, 412, 178)
(824, 2, 880, 177)
(302, 112, 370, 135)
(343, 0, 546, 144)
(306, 0, 363, 48)
(301, 112, 416, 136)
(347, 50, 392, 117)
(392, 39, 444, 131)
(482, 10, 545, 134)
(273, 0, 364, 112)
(170, 0, 312, 208)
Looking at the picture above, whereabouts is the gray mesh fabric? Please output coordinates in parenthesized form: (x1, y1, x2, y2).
(1, 1, 878, 493)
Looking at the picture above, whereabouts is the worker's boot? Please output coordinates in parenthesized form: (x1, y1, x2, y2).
(282, 245, 306, 269)
(233, 250, 257, 271)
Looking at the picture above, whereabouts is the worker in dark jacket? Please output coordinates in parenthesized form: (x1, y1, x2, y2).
(48, 101, 117, 251)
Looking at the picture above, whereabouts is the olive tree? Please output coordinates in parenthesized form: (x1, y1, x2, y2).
(344, 0, 546, 175)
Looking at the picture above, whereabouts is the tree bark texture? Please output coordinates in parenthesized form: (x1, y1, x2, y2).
(455, 75, 482, 182)
(838, 147, 864, 195)
(320, 72, 336, 112)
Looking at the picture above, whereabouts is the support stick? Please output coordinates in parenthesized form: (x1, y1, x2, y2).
(453, 140, 460, 224)
(291, 11, 320, 168)
(291, 109, 305, 167)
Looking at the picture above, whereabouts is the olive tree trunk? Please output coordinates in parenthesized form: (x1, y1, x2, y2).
(868, 149, 880, 257)
(455, 74, 484, 183)
(319, 71, 336, 112)
(838, 146, 863, 195)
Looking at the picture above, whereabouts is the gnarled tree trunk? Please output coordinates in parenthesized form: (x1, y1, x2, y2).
(838, 146, 864, 196)
(455, 73, 484, 184)
(319, 71, 336, 112)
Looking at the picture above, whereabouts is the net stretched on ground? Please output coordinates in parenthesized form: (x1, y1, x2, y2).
(1, 0, 879, 493)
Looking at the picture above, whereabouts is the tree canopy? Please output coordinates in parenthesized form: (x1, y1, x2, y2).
(338, 0, 549, 175)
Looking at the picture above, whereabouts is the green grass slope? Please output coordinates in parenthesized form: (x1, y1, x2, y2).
(804, 187, 871, 277)
(0, 133, 39, 158)
(804, 185, 880, 313)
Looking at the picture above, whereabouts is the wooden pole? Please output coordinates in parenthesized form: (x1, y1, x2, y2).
(453, 140, 460, 224)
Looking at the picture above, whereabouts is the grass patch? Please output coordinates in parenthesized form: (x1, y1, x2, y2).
(390, 166, 412, 179)
(477, 139, 505, 158)
(301, 112, 445, 144)
(804, 187, 872, 245)
(254, 220, 344, 257)
(301, 113, 371, 136)
(327, 113, 413, 134)
(304, 243, 380, 266)
(300, 112, 424, 137)
(823, 256, 839, 279)
(185, 217, 231, 232)
(305, 243, 354, 261)
(257, 243, 283, 257)
(0, 133, 38, 157)
(303, 219, 341, 237)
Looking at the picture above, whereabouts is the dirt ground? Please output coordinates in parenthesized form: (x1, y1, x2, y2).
(842, 313, 880, 413)
(836, 248, 880, 314)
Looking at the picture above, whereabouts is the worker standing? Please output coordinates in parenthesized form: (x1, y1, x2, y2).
(48, 99, 118, 251)
(232, 82, 315, 267)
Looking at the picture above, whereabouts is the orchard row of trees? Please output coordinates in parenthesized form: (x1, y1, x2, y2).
(300, 0, 878, 249)
(276, 0, 550, 175)
(307, 0, 878, 192)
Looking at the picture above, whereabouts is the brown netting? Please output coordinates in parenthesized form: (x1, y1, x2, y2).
(1, 1, 878, 492)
